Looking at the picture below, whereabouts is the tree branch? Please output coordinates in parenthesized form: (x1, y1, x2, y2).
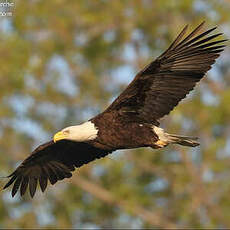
(72, 175, 176, 228)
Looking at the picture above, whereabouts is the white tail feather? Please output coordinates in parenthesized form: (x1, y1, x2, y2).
(167, 134, 200, 147)
(153, 126, 199, 147)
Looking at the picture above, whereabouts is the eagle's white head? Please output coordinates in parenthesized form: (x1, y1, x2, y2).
(53, 121, 98, 142)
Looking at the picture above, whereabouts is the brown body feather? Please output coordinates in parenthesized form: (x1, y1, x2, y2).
(3, 22, 226, 197)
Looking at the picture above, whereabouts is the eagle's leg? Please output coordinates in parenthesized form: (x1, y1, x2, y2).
(155, 139, 168, 148)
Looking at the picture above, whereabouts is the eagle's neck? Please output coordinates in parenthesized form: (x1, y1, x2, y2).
(66, 121, 98, 142)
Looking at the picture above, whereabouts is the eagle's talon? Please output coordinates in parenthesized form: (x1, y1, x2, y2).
(155, 140, 168, 148)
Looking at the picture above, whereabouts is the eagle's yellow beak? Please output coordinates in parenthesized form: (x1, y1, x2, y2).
(53, 131, 66, 143)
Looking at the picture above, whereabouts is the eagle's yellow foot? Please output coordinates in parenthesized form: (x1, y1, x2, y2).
(155, 140, 168, 148)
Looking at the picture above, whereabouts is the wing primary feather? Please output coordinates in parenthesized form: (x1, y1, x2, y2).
(45, 165, 58, 185)
(52, 161, 73, 173)
(67, 164, 75, 171)
(20, 177, 29, 196)
(48, 162, 65, 180)
(49, 162, 71, 179)
(173, 34, 223, 56)
(168, 35, 225, 60)
(158, 24, 188, 59)
(167, 24, 188, 50)
(39, 166, 48, 192)
(169, 43, 225, 60)
(202, 45, 226, 52)
(175, 21, 205, 49)
(193, 39, 227, 50)
(3, 174, 17, 189)
(7, 171, 16, 178)
(180, 26, 218, 48)
(39, 176, 48, 193)
(29, 177, 38, 198)
(12, 176, 22, 197)
(190, 33, 223, 47)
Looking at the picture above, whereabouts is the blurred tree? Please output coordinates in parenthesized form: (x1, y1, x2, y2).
(0, 0, 230, 228)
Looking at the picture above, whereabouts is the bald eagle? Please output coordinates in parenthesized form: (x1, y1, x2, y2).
(4, 22, 226, 198)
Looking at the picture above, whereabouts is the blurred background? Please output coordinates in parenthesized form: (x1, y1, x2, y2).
(0, 0, 230, 228)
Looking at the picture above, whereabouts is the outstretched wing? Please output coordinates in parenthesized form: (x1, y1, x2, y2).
(3, 140, 111, 198)
(105, 22, 226, 124)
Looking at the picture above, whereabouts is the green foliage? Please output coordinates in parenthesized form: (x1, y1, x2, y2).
(1, 0, 230, 228)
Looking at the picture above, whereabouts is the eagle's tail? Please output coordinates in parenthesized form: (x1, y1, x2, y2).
(167, 134, 200, 147)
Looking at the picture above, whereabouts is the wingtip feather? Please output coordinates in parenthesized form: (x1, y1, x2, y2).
(29, 178, 38, 198)
(3, 174, 17, 190)
(12, 177, 22, 197)
(39, 177, 48, 193)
